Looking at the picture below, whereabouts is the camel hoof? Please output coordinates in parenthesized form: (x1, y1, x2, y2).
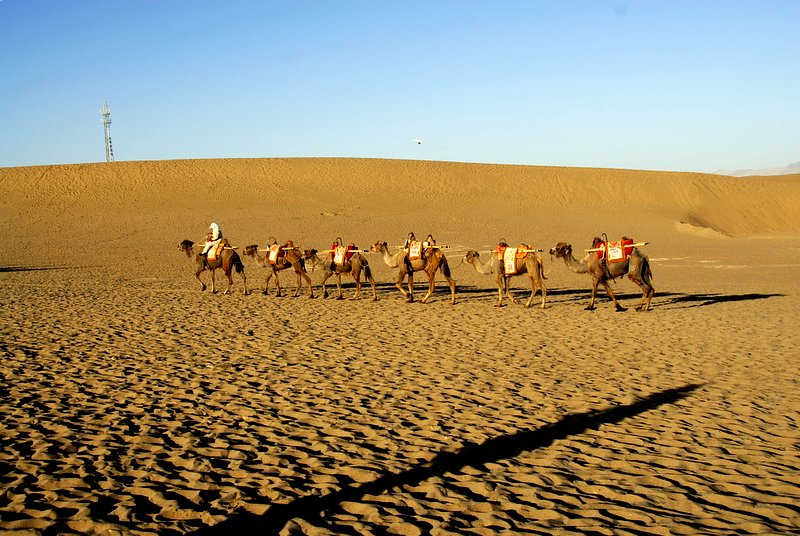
(585, 305, 595, 311)
(616, 306, 627, 312)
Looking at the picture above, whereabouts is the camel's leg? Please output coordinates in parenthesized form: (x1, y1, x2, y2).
(586, 280, 599, 310)
(505, 276, 520, 305)
(408, 273, 417, 303)
(223, 268, 235, 295)
(194, 267, 207, 292)
(494, 273, 504, 307)
(368, 276, 378, 301)
(420, 270, 437, 304)
(263, 272, 272, 295)
(210, 268, 217, 294)
(350, 271, 361, 300)
(335, 274, 345, 300)
(303, 271, 315, 298)
(524, 275, 537, 309)
(602, 280, 626, 312)
(292, 271, 302, 297)
(320, 273, 332, 298)
(273, 271, 283, 297)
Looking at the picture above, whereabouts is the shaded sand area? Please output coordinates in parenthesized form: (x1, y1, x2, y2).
(1, 158, 799, 534)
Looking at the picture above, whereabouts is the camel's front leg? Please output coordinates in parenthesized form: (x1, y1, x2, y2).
(194, 267, 207, 292)
(505, 277, 520, 305)
(303, 271, 315, 298)
(586, 279, 599, 310)
(273, 271, 283, 297)
(396, 271, 412, 302)
(368, 277, 378, 301)
(420, 271, 437, 304)
(223, 268, 235, 295)
(495, 274, 505, 307)
(602, 280, 626, 312)
(335, 274, 345, 300)
(350, 273, 361, 300)
(209, 268, 217, 294)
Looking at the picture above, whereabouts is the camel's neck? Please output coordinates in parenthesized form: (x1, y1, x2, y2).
(563, 252, 589, 274)
(469, 255, 494, 275)
(247, 250, 267, 267)
(380, 246, 401, 268)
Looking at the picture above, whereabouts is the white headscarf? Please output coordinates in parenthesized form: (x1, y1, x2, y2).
(209, 222, 221, 240)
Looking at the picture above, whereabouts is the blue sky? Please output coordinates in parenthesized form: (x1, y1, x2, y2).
(1, 1, 798, 172)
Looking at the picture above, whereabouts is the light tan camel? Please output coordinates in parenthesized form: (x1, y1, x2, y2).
(464, 248, 547, 308)
(303, 248, 378, 301)
(549, 238, 654, 311)
(371, 241, 456, 304)
(242, 244, 315, 298)
(177, 239, 249, 295)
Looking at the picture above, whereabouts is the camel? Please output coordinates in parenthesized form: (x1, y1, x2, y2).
(549, 238, 654, 311)
(177, 239, 248, 295)
(464, 247, 547, 308)
(303, 248, 378, 301)
(371, 241, 456, 304)
(241, 244, 315, 298)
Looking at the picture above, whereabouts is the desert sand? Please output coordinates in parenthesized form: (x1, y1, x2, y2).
(1, 158, 798, 535)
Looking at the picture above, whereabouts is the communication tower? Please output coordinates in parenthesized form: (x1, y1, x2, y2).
(101, 101, 114, 162)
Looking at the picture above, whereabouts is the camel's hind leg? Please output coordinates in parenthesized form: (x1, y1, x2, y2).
(524, 276, 544, 309)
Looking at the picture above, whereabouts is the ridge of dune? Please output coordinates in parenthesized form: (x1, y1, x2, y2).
(2, 158, 799, 236)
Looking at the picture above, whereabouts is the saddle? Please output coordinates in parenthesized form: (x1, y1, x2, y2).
(595, 236, 635, 263)
(407, 241, 424, 261)
(206, 241, 225, 261)
(333, 244, 357, 266)
(267, 244, 284, 265)
(502, 245, 531, 275)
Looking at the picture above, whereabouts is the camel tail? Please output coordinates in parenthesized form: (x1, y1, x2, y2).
(364, 263, 373, 281)
(440, 256, 452, 279)
(232, 251, 245, 274)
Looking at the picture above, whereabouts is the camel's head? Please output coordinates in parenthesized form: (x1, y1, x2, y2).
(178, 240, 195, 256)
(303, 248, 318, 260)
(549, 242, 572, 259)
(464, 250, 481, 263)
(370, 241, 388, 253)
(243, 244, 258, 256)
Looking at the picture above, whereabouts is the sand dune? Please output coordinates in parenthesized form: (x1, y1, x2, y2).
(1, 158, 798, 534)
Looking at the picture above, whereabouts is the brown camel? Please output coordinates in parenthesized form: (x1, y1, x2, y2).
(371, 241, 456, 304)
(303, 248, 378, 301)
(177, 239, 249, 295)
(549, 238, 654, 311)
(242, 244, 315, 298)
(464, 247, 547, 308)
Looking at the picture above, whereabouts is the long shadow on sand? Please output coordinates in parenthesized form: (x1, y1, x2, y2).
(659, 292, 784, 308)
(0, 265, 67, 273)
(192, 383, 702, 535)
(546, 289, 784, 309)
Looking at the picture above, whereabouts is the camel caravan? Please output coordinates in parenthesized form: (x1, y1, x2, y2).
(178, 224, 655, 311)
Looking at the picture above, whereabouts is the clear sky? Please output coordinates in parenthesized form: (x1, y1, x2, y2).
(1, 1, 798, 173)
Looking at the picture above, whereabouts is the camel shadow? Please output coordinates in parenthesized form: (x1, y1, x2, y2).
(658, 292, 784, 308)
(191, 383, 703, 535)
(0, 265, 67, 273)
(544, 288, 784, 309)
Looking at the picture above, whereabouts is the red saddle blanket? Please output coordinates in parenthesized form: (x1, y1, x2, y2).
(596, 237, 634, 263)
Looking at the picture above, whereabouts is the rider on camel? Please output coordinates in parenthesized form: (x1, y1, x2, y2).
(200, 222, 223, 258)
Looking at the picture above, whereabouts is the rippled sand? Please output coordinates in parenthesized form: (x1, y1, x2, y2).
(1, 159, 798, 534)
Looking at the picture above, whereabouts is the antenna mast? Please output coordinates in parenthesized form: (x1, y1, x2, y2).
(101, 101, 114, 162)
